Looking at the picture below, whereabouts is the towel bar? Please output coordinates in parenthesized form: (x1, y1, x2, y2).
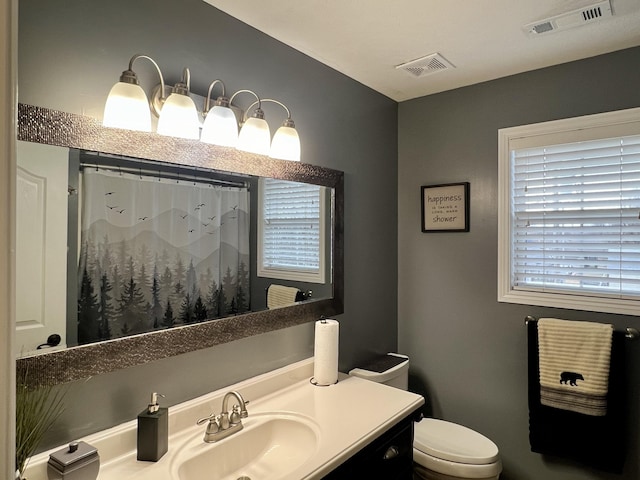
(525, 316, 639, 341)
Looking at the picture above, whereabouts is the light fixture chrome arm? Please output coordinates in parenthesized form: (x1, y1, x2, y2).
(246, 98, 296, 129)
(246, 98, 292, 120)
(150, 67, 192, 117)
(174, 67, 191, 95)
(125, 54, 166, 105)
(203, 79, 229, 115)
(229, 89, 263, 122)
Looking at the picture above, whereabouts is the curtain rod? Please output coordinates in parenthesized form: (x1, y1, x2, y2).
(79, 161, 248, 189)
(524, 316, 639, 340)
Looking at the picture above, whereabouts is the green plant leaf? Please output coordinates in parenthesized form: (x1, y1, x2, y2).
(15, 371, 66, 474)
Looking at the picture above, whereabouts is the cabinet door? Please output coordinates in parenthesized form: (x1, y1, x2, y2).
(323, 415, 414, 480)
(369, 420, 414, 478)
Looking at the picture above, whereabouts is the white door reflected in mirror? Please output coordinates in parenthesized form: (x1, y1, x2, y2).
(15, 141, 68, 355)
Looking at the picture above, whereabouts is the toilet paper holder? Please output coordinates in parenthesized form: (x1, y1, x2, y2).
(311, 317, 339, 386)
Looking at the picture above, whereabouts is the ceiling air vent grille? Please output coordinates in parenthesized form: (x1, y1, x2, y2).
(396, 53, 455, 78)
(524, 0, 612, 36)
(583, 6, 603, 20)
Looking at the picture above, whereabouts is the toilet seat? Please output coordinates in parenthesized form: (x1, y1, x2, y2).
(415, 418, 499, 464)
(413, 419, 502, 479)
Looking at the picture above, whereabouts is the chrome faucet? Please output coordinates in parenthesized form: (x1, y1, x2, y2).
(223, 390, 249, 422)
(196, 390, 249, 443)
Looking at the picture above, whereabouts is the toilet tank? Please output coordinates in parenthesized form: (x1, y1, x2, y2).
(348, 353, 409, 390)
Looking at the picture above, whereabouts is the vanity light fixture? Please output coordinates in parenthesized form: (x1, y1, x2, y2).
(265, 99, 301, 161)
(154, 68, 201, 140)
(104, 55, 303, 159)
(244, 99, 301, 161)
(200, 80, 238, 147)
(231, 90, 271, 156)
(103, 54, 166, 132)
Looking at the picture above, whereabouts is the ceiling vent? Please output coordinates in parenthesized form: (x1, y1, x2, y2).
(524, 0, 612, 36)
(396, 53, 455, 78)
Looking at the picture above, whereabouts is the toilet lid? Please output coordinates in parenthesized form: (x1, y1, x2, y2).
(414, 418, 499, 465)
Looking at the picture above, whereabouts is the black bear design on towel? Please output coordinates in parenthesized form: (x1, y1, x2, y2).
(560, 371, 584, 386)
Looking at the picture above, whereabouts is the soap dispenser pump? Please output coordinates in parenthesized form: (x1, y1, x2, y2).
(137, 392, 168, 462)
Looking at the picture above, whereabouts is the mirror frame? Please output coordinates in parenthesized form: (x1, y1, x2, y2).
(16, 103, 344, 387)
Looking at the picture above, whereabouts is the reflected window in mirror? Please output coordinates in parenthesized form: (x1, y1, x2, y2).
(257, 178, 327, 284)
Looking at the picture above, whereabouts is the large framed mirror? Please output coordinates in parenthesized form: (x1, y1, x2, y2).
(16, 103, 343, 387)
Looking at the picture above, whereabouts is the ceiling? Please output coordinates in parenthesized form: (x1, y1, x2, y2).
(204, 0, 640, 102)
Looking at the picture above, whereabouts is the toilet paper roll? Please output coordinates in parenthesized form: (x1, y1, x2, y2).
(313, 319, 339, 386)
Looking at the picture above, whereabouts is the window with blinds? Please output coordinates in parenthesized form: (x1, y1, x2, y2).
(257, 178, 326, 283)
(498, 108, 640, 316)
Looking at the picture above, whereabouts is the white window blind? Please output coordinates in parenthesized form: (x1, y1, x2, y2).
(258, 178, 326, 283)
(498, 107, 640, 316)
(511, 135, 640, 299)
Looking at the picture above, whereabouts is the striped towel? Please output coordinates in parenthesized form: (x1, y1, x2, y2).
(267, 284, 300, 309)
(538, 318, 613, 416)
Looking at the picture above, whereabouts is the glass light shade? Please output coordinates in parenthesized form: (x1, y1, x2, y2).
(103, 82, 152, 132)
(157, 93, 200, 140)
(270, 125, 301, 161)
(200, 105, 238, 147)
(237, 117, 271, 155)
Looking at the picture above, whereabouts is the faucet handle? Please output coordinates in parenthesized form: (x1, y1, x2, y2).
(207, 415, 222, 434)
(239, 400, 249, 418)
(196, 413, 216, 426)
(230, 405, 245, 424)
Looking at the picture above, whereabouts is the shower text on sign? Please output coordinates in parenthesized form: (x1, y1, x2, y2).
(421, 182, 469, 232)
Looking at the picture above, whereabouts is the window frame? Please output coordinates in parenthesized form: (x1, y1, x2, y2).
(498, 107, 640, 316)
(257, 177, 327, 284)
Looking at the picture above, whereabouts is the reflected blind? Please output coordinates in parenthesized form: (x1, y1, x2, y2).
(511, 134, 640, 299)
(261, 178, 321, 273)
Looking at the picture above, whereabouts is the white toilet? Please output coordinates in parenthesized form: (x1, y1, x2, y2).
(349, 354, 502, 480)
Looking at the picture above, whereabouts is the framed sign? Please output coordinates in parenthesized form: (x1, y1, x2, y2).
(421, 182, 470, 232)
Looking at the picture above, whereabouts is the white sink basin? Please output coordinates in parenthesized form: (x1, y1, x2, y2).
(172, 413, 320, 480)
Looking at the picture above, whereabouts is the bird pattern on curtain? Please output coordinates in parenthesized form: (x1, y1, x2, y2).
(77, 168, 250, 344)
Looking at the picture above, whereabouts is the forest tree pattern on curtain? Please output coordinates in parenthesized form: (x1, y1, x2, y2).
(77, 168, 250, 345)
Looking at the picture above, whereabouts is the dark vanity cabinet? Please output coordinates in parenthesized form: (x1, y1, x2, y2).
(323, 413, 416, 480)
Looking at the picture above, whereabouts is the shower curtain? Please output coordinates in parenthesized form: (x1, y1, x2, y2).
(77, 168, 250, 344)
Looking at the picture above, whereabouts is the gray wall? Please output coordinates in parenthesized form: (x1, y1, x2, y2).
(18, 0, 398, 449)
(398, 47, 640, 480)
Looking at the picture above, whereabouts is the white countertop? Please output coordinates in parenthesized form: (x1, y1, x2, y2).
(25, 358, 424, 480)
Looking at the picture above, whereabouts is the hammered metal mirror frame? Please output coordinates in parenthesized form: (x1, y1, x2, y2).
(16, 103, 344, 387)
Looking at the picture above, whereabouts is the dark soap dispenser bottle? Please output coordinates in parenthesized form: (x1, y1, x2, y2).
(137, 392, 168, 462)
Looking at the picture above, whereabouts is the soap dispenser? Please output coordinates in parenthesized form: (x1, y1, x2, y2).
(137, 392, 168, 462)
